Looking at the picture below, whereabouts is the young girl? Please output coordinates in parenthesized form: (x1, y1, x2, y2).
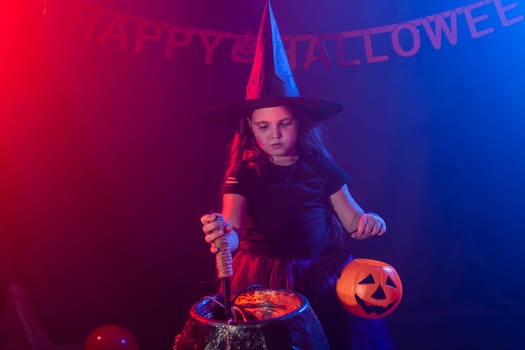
(200, 105, 394, 349)
(199, 1, 395, 348)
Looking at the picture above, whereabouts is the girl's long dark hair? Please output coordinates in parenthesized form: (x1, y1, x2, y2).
(224, 105, 335, 178)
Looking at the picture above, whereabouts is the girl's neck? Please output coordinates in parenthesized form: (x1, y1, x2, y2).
(270, 154, 300, 166)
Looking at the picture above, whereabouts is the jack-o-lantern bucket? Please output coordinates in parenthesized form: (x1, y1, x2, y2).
(336, 258, 403, 319)
(174, 288, 328, 350)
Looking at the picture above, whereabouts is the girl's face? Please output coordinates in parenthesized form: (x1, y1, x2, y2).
(250, 105, 299, 159)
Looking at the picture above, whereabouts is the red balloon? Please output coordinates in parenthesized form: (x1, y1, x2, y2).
(85, 324, 140, 350)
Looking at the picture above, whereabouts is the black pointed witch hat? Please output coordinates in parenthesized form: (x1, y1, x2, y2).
(204, 0, 343, 128)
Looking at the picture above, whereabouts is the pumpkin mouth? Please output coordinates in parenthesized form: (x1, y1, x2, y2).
(355, 294, 397, 316)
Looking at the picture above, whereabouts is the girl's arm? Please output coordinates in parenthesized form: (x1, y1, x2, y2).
(220, 193, 247, 251)
(330, 184, 386, 239)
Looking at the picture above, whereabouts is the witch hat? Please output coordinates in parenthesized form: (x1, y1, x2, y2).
(204, 0, 343, 128)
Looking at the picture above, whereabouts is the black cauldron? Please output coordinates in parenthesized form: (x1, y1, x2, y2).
(175, 288, 328, 350)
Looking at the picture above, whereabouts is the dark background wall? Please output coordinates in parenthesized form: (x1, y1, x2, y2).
(1, 0, 524, 349)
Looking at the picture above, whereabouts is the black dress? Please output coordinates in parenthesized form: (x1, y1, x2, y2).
(222, 154, 395, 350)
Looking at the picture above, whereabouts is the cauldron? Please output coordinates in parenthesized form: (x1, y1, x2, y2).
(175, 288, 328, 350)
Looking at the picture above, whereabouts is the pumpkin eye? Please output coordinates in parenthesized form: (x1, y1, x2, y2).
(358, 274, 375, 285)
(385, 276, 397, 288)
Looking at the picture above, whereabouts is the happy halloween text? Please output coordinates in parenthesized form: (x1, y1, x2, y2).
(70, 0, 523, 70)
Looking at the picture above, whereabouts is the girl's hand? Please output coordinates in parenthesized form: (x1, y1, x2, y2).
(351, 213, 386, 240)
(200, 213, 233, 254)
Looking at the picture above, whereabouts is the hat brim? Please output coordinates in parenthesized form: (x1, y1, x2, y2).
(203, 97, 343, 128)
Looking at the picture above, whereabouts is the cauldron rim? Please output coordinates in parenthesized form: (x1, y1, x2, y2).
(190, 288, 310, 325)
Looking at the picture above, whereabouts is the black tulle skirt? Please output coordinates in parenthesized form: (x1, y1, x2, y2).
(226, 243, 396, 350)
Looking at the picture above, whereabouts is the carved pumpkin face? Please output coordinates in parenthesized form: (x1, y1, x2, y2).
(336, 258, 403, 319)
